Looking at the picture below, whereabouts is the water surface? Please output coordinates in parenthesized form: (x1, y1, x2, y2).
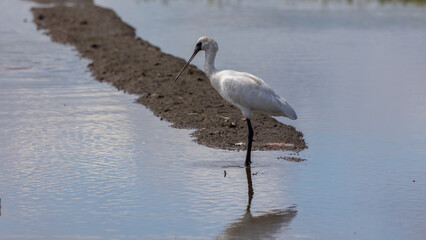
(1, 0, 426, 239)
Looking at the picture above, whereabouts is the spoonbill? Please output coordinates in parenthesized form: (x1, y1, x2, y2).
(174, 36, 297, 167)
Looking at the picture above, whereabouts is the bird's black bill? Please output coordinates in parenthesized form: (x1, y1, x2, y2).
(174, 45, 201, 81)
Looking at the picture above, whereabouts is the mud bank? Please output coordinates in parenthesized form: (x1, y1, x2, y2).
(31, 0, 307, 152)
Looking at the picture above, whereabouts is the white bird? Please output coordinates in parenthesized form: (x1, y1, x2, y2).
(175, 36, 297, 167)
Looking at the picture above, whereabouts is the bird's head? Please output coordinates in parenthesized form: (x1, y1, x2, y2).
(174, 36, 218, 81)
(196, 36, 218, 52)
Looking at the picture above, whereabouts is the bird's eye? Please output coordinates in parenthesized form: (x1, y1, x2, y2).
(196, 42, 202, 47)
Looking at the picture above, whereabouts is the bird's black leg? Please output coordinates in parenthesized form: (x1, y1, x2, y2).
(245, 118, 254, 167)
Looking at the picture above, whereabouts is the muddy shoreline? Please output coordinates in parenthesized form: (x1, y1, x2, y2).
(30, 0, 306, 152)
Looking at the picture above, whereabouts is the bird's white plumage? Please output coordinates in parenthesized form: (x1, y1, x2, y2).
(197, 36, 297, 120)
(211, 70, 296, 119)
(175, 36, 297, 166)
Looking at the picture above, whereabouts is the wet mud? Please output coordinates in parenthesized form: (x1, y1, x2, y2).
(31, 0, 307, 152)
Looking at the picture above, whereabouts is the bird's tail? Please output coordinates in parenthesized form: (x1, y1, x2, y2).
(277, 97, 297, 120)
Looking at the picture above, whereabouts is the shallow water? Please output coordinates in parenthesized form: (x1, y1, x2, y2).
(1, 0, 426, 239)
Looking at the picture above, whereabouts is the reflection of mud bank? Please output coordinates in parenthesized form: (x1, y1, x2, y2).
(31, 0, 306, 152)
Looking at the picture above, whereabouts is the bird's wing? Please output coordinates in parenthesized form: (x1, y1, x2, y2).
(238, 72, 265, 86)
(275, 96, 297, 120)
(218, 71, 274, 112)
(216, 70, 297, 120)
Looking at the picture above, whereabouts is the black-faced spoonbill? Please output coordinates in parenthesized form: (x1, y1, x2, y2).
(174, 36, 297, 167)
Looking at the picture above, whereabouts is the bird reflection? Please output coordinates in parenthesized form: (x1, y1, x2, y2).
(217, 167, 297, 240)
